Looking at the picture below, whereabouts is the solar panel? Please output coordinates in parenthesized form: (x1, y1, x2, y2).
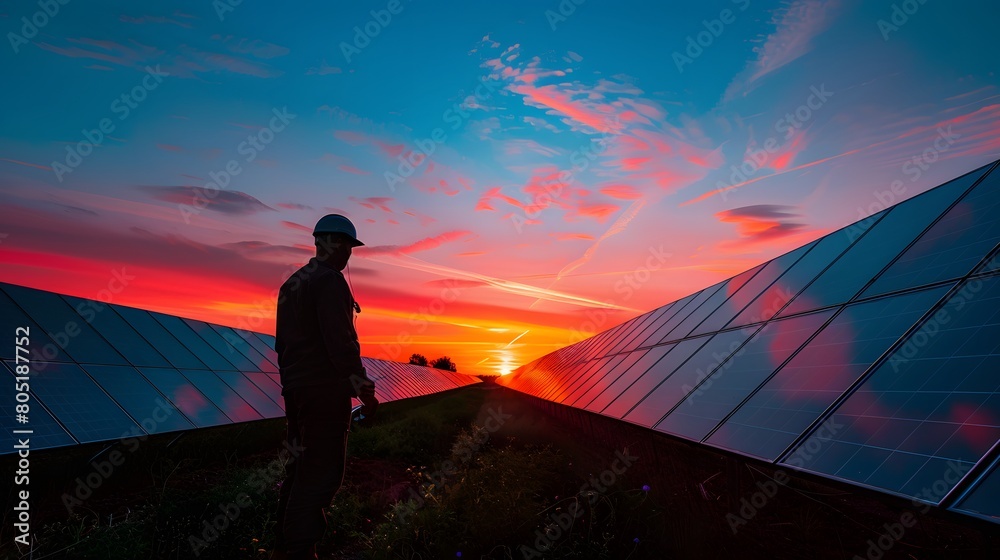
(182, 319, 256, 371)
(4, 360, 141, 443)
(1, 284, 128, 365)
(0, 286, 66, 362)
(244, 371, 285, 410)
(862, 163, 1000, 297)
(952, 456, 1000, 522)
(623, 328, 754, 427)
(61, 295, 172, 368)
(138, 367, 231, 428)
(210, 324, 276, 373)
(150, 314, 234, 370)
(82, 364, 195, 433)
(566, 349, 649, 408)
(601, 338, 707, 419)
(779, 176, 970, 317)
(2, 361, 77, 451)
(112, 305, 209, 369)
(709, 284, 950, 460)
(668, 265, 766, 341)
(656, 309, 836, 442)
(245, 331, 281, 370)
(645, 284, 725, 347)
(779, 277, 1000, 501)
(583, 345, 674, 413)
(215, 371, 285, 418)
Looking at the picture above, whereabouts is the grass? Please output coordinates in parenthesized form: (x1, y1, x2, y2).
(4, 386, 671, 560)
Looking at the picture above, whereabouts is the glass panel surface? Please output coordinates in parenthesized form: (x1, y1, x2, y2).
(1, 284, 127, 365)
(1, 361, 77, 452)
(217, 371, 285, 418)
(139, 367, 230, 428)
(83, 364, 195, 433)
(246, 332, 281, 370)
(245, 371, 285, 410)
(567, 349, 649, 408)
(151, 314, 233, 370)
(624, 328, 754, 427)
(778, 277, 1000, 500)
(601, 338, 707, 419)
(693, 243, 813, 336)
(182, 319, 255, 370)
(953, 458, 1000, 522)
(0, 287, 65, 362)
(657, 310, 835, 441)
(863, 164, 1000, 298)
(178, 370, 262, 423)
(62, 296, 171, 368)
(670, 264, 765, 340)
(112, 306, 207, 369)
(210, 324, 275, 373)
(709, 284, 950, 460)
(584, 345, 674, 413)
(4, 360, 140, 443)
(779, 178, 968, 317)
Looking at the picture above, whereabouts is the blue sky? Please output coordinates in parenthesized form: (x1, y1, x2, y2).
(1, 0, 998, 374)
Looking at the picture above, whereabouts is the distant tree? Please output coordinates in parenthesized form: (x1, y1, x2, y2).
(430, 356, 457, 372)
(408, 353, 428, 366)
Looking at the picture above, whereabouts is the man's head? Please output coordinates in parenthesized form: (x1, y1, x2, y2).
(312, 214, 363, 271)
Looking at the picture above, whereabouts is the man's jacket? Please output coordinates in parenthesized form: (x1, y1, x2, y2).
(275, 257, 371, 397)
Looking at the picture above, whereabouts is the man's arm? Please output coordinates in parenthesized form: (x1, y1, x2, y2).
(315, 273, 374, 397)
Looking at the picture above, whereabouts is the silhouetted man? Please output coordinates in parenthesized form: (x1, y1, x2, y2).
(274, 214, 377, 560)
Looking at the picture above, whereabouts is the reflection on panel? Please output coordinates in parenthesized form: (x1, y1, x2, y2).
(567, 350, 648, 408)
(0, 287, 65, 362)
(210, 324, 275, 373)
(710, 285, 950, 460)
(217, 371, 285, 418)
(62, 296, 172, 368)
(669, 265, 764, 341)
(952, 458, 1000, 522)
(151, 314, 233, 370)
(780, 277, 1000, 500)
(2, 361, 77, 450)
(245, 371, 285, 410)
(4, 360, 139, 443)
(584, 345, 673, 414)
(863, 163, 998, 298)
(779, 176, 967, 317)
(657, 310, 835, 442)
(624, 328, 753, 427)
(601, 338, 706, 419)
(83, 364, 195, 434)
(2, 284, 127, 365)
(182, 319, 256, 371)
(139, 368, 231, 428)
(112, 305, 208, 369)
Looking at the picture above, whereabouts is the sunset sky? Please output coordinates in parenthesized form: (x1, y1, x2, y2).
(1, 0, 998, 375)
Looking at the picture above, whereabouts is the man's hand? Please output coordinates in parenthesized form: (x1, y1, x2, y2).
(358, 379, 378, 418)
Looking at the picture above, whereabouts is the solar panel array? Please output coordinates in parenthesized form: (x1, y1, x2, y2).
(1, 282, 478, 455)
(498, 159, 1000, 524)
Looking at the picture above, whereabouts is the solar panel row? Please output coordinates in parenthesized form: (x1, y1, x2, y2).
(1, 283, 479, 454)
(498, 158, 1000, 523)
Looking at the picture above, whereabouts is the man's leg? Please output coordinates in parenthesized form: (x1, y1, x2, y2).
(275, 391, 300, 552)
(281, 387, 352, 557)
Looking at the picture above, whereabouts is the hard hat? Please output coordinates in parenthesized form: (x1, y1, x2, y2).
(312, 214, 364, 246)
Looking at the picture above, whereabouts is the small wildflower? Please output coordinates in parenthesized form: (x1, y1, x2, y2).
(633, 537, 640, 544)
(642, 484, 650, 492)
